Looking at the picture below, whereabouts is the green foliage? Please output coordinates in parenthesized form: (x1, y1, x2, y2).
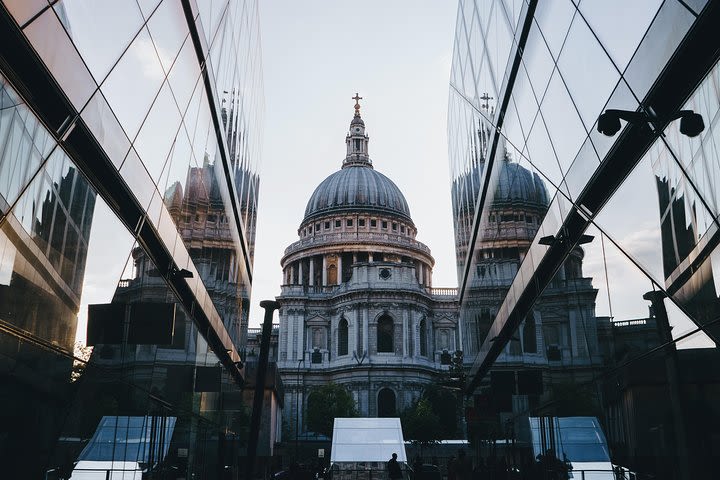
(305, 383, 357, 437)
(423, 384, 459, 437)
(401, 398, 443, 445)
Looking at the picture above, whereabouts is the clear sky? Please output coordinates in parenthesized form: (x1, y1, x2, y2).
(248, 1, 460, 327)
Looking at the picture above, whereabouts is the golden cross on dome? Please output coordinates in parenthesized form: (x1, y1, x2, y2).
(352, 92, 363, 116)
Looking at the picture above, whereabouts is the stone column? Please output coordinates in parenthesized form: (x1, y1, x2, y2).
(363, 306, 369, 354)
(402, 310, 409, 357)
(290, 265, 295, 285)
(322, 255, 327, 286)
(337, 254, 343, 285)
(419, 263, 424, 286)
(298, 261, 303, 286)
(309, 256, 315, 287)
(287, 313, 295, 361)
(368, 252, 373, 263)
(412, 312, 419, 358)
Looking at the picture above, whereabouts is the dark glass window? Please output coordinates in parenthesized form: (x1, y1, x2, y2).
(370, 219, 377, 227)
(377, 315, 394, 352)
(523, 314, 537, 353)
(359, 219, 365, 226)
(382, 221, 388, 229)
(377, 388, 396, 417)
(335, 220, 341, 228)
(347, 219, 353, 227)
(400, 225, 405, 233)
(392, 222, 397, 231)
(325, 221, 330, 229)
(338, 317, 349, 356)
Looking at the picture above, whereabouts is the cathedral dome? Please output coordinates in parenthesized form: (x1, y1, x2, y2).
(494, 159, 549, 206)
(303, 164, 412, 223)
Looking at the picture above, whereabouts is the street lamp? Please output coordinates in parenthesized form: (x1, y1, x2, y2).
(294, 350, 310, 462)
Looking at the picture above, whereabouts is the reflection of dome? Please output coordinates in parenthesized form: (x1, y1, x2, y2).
(494, 159, 549, 206)
(303, 165, 412, 223)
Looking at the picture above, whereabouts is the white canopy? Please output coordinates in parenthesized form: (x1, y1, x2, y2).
(331, 418, 407, 463)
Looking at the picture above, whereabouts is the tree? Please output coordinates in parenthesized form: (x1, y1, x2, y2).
(305, 383, 357, 437)
(401, 398, 443, 452)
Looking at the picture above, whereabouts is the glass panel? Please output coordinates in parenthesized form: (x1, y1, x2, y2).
(623, 0, 694, 101)
(81, 89, 131, 169)
(541, 69, 587, 176)
(557, 15, 620, 131)
(4, 0, 48, 27)
(101, 27, 165, 140)
(133, 80, 183, 183)
(578, 0, 662, 73)
(146, 0, 189, 74)
(23, 7, 96, 110)
(54, 0, 144, 83)
(522, 23, 554, 105)
(533, 0, 576, 61)
(0, 78, 55, 213)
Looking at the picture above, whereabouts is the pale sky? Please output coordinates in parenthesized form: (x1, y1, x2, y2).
(248, 1, 460, 327)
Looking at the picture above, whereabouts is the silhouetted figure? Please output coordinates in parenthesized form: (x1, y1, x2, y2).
(388, 452, 403, 480)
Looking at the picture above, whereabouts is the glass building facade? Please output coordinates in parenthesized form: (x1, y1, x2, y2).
(449, 1, 720, 479)
(0, 1, 263, 478)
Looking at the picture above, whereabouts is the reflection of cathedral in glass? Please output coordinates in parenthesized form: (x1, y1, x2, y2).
(277, 101, 459, 436)
(453, 118, 604, 410)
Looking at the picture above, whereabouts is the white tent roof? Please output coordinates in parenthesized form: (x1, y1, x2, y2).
(331, 418, 407, 463)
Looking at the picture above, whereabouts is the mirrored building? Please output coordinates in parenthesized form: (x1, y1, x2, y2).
(449, 1, 720, 479)
(0, 1, 263, 478)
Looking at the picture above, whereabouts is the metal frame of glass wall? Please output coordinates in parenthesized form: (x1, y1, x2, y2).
(450, 1, 720, 479)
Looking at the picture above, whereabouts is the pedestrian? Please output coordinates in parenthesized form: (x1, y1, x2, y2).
(388, 452, 404, 480)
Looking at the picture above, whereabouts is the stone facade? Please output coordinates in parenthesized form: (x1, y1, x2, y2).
(277, 102, 459, 437)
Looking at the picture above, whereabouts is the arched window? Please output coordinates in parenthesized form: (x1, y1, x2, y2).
(338, 317, 349, 356)
(419, 318, 427, 356)
(523, 313, 537, 353)
(327, 264, 337, 284)
(377, 388, 396, 417)
(377, 315, 394, 353)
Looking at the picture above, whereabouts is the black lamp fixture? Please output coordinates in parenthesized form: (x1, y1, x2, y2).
(597, 108, 704, 137)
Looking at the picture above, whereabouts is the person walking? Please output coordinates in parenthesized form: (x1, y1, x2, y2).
(388, 452, 404, 480)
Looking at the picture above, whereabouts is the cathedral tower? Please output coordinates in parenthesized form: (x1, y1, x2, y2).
(276, 97, 459, 438)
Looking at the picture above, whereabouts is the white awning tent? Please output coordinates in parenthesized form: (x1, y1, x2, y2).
(331, 418, 407, 463)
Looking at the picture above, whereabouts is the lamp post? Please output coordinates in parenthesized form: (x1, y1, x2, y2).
(295, 350, 310, 462)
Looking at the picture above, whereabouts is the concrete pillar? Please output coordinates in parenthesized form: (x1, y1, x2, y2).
(337, 254, 343, 285)
(322, 255, 327, 286)
(309, 257, 314, 287)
